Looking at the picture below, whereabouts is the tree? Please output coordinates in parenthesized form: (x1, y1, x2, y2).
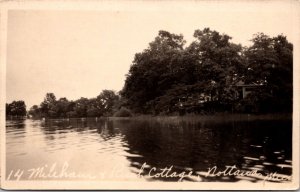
(244, 33, 293, 112)
(74, 97, 89, 117)
(188, 28, 244, 103)
(56, 97, 72, 118)
(40, 93, 57, 118)
(26, 31, 292, 116)
(96, 90, 119, 116)
(85, 98, 103, 117)
(122, 28, 245, 114)
(28, 89, 121, 119)
(6, 103, 11, 116)
(6, 100, 27, 117)
(244, 33, 278, 84)
(28, 105, 41, 118)
(122, 30, 186, 113)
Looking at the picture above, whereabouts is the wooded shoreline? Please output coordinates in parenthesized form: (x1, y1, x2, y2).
(6, 28, 293, 119)
(7, 113, 290, 122)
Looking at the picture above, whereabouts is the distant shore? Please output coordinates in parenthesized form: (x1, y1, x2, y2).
(11, 113, 292, 122)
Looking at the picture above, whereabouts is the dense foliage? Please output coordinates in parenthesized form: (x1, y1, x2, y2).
(121, 28, 293, 114)
(28, 90, 121, 119)
(113, 107, 133, 117)
(6, 100, 27, 118)
(25, 28, 293, 118)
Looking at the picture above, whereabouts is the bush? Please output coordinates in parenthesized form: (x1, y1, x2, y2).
(113, 107, 133, 117)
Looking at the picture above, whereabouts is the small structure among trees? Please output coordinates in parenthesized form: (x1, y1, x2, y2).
(234, 81, 263, 99)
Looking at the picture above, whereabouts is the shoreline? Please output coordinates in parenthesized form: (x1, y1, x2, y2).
(13, 113, 292, 122)
(110, 113, 292, 122)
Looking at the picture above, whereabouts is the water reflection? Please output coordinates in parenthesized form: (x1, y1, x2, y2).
(6, 117, 292, 182)
(112, 119, 292, 182)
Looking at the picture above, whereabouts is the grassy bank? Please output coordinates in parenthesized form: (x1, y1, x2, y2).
(108, 113, 292, 122)
(27, 113, 292, 123)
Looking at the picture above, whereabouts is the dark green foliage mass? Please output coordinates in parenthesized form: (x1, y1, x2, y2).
(242, 33, 293, 113)
(121, 28, 293, 114)
(6, 100, 27, 118)
(27, 28, 293, 117)
(113, 107, 133, 117)
(28, 90, 121, 119)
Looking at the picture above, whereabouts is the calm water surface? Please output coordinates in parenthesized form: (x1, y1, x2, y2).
(6, 117, 292, 182)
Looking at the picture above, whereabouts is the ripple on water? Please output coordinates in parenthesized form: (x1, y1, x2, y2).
(6, 118, 292, 183)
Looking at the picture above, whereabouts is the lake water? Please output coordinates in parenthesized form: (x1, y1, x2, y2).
(6, 116, 292, 182)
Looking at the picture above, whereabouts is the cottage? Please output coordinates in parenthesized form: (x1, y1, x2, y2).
(234, 81, 263, 99)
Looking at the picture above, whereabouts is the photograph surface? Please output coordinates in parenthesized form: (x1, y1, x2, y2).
(1, 0, 299, 190)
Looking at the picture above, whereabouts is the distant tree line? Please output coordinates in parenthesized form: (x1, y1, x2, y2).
(10, 28, 293, 119)
(121, 28, 293, 115)
(6, 100, 27, 119)
(28, 90, 131, 119)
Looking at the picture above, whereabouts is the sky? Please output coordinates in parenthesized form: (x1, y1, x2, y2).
(5, 1, 298, 108)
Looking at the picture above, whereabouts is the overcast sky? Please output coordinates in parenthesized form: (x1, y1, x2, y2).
(6, 1, 297, 108)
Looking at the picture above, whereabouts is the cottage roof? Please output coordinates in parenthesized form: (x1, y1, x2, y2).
(234, 80, 263, 87)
